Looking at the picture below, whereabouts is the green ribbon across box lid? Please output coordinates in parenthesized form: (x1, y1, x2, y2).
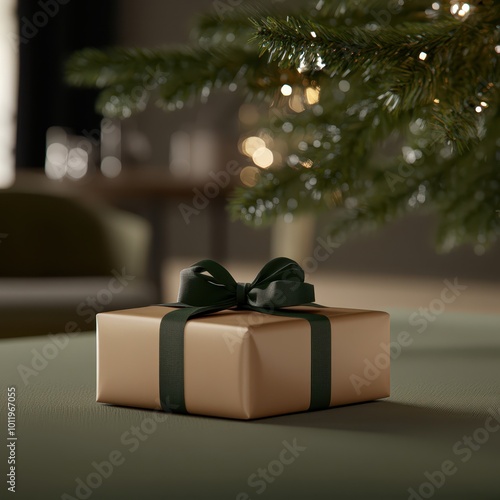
(159, 257, 331, 414)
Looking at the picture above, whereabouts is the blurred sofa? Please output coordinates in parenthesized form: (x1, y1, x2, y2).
(0, 191, 157, 338)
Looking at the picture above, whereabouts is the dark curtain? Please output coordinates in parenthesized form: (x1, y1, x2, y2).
(15, 0, 116, 168)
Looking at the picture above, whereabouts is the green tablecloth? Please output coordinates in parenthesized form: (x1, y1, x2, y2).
(1, 311, 499, 500)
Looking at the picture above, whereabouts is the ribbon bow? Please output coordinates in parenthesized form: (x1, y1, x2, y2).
(159, 258, 331, 415)
(176, 257, 315, 310)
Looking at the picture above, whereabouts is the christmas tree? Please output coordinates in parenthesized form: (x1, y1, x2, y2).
(66, 0, 500, 253)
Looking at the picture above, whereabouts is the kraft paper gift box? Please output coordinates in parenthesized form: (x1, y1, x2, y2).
(96, 305, 390, 419)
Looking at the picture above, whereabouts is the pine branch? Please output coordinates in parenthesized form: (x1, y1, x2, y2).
(66, 0, 500, 251)
(66, 45, 286, 117)
(252, 8, 500, 149)
(310, 0, 444, 22)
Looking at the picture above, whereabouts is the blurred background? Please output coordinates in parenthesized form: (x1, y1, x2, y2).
(1, 0, 499, 338)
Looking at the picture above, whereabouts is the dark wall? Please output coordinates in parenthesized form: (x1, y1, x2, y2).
(318, 213, 500, 282)
(16, 0, 116, 168)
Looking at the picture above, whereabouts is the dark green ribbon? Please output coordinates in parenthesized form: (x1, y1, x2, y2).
(159, 257, 331, 414)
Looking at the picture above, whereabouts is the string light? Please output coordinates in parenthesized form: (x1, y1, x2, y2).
(450, 1, 471, 19)
(418, 52, 428, 61)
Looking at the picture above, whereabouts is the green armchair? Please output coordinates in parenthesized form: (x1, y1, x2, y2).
(0, 191, 157, 338)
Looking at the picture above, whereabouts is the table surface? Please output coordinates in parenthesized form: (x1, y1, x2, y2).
(1, 311, 499, 500)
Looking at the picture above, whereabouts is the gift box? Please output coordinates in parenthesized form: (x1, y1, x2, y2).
(96, 258, 390, 419)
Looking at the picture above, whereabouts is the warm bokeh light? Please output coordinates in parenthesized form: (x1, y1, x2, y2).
(45, 142, 68, 180)
(289, 93, 305, 113)
(101, 156, 122, 178)
(66, 147, 89, 179)
(281, 84, 293, 96)
(252, 147, 274, 168)
(242, 136, 266, 156)
(338, 80, 350, 93)
(305, 86, 320, 104)
(450, 1, 471, 19)
(240, 166, 261, 187)
(45, 127, 91, 180)
(45, 127, 69, 180)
